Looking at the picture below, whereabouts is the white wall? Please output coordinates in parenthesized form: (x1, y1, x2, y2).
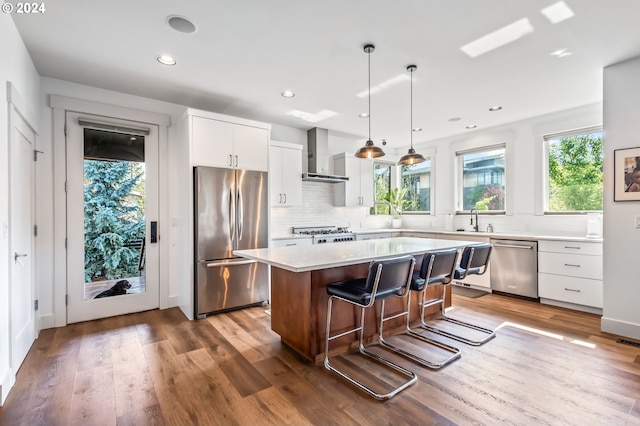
(1, 13, 40, 405)
(602, 56, 640, 339)
(271, 103, 603, 238)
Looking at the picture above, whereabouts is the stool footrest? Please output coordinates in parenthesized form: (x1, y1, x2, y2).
(420, 314, 496, 346)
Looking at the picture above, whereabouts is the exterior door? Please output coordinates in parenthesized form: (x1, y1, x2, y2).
(9, 104, 36, 371)
(66, 112, 159, 323)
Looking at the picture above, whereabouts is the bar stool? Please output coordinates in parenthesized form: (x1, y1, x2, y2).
(419, 243, 496, 346)
(324, 255, 417, 400)
(378, 249, 461, 369)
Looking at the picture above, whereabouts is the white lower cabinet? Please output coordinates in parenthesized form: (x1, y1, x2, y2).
(538, 240, 603, 312)
(271, 238, 312, 248)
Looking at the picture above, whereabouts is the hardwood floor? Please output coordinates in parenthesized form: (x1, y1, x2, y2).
(1, 293, 639, 425)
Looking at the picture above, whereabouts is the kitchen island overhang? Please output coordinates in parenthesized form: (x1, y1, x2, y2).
(234, 237, 480, 362)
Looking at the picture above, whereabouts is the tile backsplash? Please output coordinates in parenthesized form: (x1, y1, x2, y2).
(271, 182, 601, 238)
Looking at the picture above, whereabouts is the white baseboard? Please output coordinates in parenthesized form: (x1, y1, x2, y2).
(167, 295, 180, 308)
(39, 313, 55, 330)
(0, 367, 16, 406)
(601, 316, 640, 340)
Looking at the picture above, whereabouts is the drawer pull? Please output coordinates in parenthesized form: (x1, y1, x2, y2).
(564, 263, 581, 267)
(564, 246, 581, 250)
(286, 243, 297, 246)
(564, 288, 581, 292)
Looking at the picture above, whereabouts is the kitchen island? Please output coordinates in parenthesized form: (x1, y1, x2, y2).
(234, 237, 478, 362)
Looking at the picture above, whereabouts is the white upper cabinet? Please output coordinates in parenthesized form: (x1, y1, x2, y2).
(191, 114, 269, 171)
(333, 153, 374, 207)
(270, 141, 303, 207)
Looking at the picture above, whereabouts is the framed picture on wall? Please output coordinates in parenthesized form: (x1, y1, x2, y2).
(614, 147, 640, 201)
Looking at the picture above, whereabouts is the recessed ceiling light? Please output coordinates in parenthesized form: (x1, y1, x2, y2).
(541, 1, 574, 24)
(489, 106, 502, 111)
(412, 128, 422, 132)
(466, 124, 477, 129)
(359, 113, 369, 118)
(156, 55, 176, 66)
(167, 15, 197, 33)
(448, 117, 461, 122)
(281, 90, 295, 98)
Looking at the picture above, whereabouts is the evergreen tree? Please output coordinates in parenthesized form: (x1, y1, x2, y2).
(84, 160, 145, 282)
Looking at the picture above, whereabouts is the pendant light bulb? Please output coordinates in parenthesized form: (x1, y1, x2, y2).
(398, 64, 425, 166)
(355, 44, 385, 159)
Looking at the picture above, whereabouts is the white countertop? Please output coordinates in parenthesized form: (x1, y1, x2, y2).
(234, 237, 479, 273)
(272, 228, 603, 243)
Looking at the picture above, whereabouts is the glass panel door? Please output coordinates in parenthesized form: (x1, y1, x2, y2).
(66, 112, 159, 323)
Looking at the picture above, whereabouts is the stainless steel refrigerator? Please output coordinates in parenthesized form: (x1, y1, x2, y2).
(194, 166, 269, 318)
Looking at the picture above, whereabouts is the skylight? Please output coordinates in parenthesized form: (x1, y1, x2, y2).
(460, 18, 534, 58)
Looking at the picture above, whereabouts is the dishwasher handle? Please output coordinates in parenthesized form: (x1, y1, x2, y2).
(492, 243, 534, 250)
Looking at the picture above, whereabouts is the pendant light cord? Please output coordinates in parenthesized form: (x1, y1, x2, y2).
(368, 48, 371, 141)
(410, 66, 413, 149)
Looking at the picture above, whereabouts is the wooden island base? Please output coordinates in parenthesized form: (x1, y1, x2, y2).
(270, 262, 451, 363)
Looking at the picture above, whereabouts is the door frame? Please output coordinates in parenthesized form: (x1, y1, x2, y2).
(50, 95, 171, 327)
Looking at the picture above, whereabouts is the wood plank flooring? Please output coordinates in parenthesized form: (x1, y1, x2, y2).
(1, 293, 640, 425)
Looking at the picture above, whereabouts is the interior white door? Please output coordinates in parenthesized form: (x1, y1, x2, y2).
(66, 112, 160, 323)
(9, 104, 36, 371)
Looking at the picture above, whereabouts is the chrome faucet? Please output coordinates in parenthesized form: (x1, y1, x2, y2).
(470, 207, 479, 232)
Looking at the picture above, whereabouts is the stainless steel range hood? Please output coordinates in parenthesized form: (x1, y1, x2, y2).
(302, 128, 349, 183)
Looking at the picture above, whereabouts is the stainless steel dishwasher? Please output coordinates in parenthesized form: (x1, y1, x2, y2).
(490, 239, 538, 299)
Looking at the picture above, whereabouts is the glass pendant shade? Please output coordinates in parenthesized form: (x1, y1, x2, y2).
(355, 44, 385, 159)
(398, 64, 424, 165)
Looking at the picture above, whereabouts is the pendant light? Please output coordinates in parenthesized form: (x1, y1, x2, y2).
(398, 64, 426, 166)
(355, 44, 385, 159)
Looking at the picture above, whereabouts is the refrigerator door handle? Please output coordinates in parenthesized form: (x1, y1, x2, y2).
(237, 187, 244, 240)
(229, 187, 235, 243)
(206, 259, 257, 268)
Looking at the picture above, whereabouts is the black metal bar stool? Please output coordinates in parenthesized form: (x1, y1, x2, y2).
(419, 243, 496, 346)
(377, 248, 461, 369)
(324, 255, 417, 400)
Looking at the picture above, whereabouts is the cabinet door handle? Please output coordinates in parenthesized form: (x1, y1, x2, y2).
(564, 288, 581, 292)
(234, 155, 239, 168)
(228, 154, 233, 167)
(283, 193, 287, 204)
(564, 263, 581, 268)
(279, 193, 282, 204)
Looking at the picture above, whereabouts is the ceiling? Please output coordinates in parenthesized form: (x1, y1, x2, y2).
(11, 0, 640, 150)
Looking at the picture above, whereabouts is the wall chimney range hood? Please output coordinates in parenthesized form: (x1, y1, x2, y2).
(302, 128, 349, 183)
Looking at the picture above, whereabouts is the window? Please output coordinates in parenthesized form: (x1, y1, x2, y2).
(545, 127, 603, 212)
(373, 162, 391, 214)
(457, 145, 505, 211)
(401, 159, 431, 213)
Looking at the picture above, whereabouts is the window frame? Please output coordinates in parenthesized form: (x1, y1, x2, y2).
(542, 126, 603, 215)
(455, 143, 506, 214)
(399, 156, 433, 215)
(372, 160, 393, 215)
